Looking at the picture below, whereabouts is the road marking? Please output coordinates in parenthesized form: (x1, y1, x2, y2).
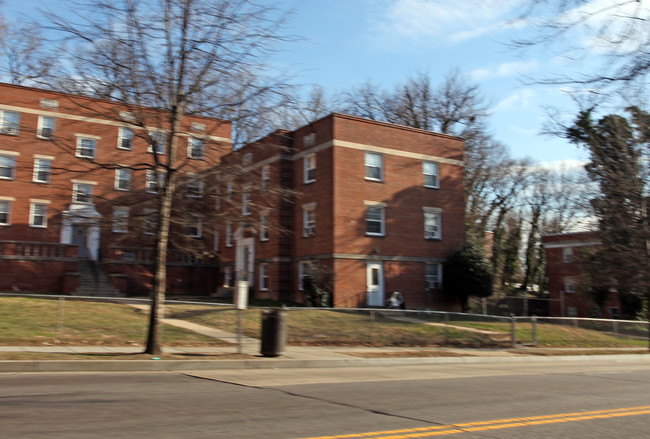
(298, 405, 650, 439)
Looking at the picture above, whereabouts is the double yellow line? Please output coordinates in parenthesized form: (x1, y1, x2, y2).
(299, 405, 650, 439)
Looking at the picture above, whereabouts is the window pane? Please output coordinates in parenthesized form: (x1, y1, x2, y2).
(0, 156, 14, 179)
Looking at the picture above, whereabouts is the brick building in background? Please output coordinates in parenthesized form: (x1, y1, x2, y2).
(544, 231, 622, 318)
(220, 113, 466, 309)
(0, 83, 231, 295)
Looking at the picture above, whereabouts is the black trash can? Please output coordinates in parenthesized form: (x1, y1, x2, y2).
(260, 308, 287, 357)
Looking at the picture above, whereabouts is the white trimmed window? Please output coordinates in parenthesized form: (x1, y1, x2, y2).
(259, 263, 269, 290)
(0, 199, 11, 225)
(0, 153, 16, 180)
(304, 154, 316, 183)
(146, 169, 165, 193)
(299, 261, 313, 291)
(37, 115, 55, 139)
(112, 207, 129, 233)
(365, 203, 385, 236)
(426, 263, 442, 289)
(303, 203, 316, 237)
(225, 222, 233, 247)
(564, 278, 576, 293)
(72, 182, 94, 204)
(224, 266, 232, 288)
(423, 207, 442, 240)
(188, 137, 204, 159)
(76, 136, 97, 158)
(148, 131, 166, 155)
(115, 168, 131, 191)
(365, 152, 383, 181)
(242, 183, 251, 215)
(118, 127, 134, 150)
(186, 174, 203, 198)
(562, 247, 573, 263)
(33, 157, 52, 183)
(185, 216, 202, 238)
(226, 180, 233, 202)
(423, 161, 439, 188)
(143, 209, 158, 235)
(260, 212, 269, 241)
(29, 201, 48, 228)
(261, 165, 270, 188)
(0, 110, 20, 135)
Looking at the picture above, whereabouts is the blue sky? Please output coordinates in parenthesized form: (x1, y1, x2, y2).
(5, 0, 609, 166)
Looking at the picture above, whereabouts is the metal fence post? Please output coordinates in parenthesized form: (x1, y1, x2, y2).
(510, 313, 516, 347)
(531, 315, 538, 346)
(55, 296, 65, 342)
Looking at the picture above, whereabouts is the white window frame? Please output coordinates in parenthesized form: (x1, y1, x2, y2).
(29, 201, 49, 228)
(76, 136, 98, 159)
(185, 216, 202, 238)
(0, 110, 20, 135)
(115, 168, 131, 191)
(37, 115, 55, 139)
(0, 153, 16, 180)
(259, 263, 269, 291)
(423, 207, 442, 240)
(562, 247, 573, 263)
(146, 169, 165, 193)
(303, 202, 316, 237)
(365, 202, 385, 236)
(564, 278, 577, 293)
(224, 266, 232, 288)
(260, 212, 269, 241)
(186, 174, 204, 198)
(364, 152, 383, 181)
(242, 183, 252, 216)
(304, 154, 316, 183)
(143, 209, 158, 235)
(118, 127, 134, 150)
(298, 261, 313, 291)
(72, 181, 95, 204)
(261, 165, 270, 189)
(112, 207, 130, 233)
(0, 198, 12, 225)
(33, 156, 53, 183)
(188, 137, 204, 159)
(225, 222, 233, 247)
(426, 263, 442, 289)
(148, 131, 166, 155)
(226, 180, 233, 202)
(423, 161, 439, 188)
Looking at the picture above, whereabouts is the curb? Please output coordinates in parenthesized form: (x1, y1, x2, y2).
(1, 353, 649, 373)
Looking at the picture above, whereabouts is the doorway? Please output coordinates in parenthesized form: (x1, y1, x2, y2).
(366, 262, 385, 307)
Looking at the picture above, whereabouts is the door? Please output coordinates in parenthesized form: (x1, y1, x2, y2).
(366, 262, 385, 307)
(72, 225, 88, 258)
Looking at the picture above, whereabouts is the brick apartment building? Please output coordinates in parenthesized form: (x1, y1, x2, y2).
(0, 83, 231, 295)
(544, 231, 622, 318)
(0, 83, 466, 308)
(219, 113, 466, 309)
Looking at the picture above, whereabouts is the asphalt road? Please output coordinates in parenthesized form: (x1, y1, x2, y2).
(2, 358, 650, 438)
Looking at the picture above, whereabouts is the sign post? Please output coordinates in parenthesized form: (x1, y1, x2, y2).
(235, 280, 249, 354)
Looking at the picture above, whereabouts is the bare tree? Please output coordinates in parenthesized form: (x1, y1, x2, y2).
(34, 0, 291, 355)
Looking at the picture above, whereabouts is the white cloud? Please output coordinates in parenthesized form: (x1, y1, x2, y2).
(534, 159, 588, 173)
(369, 0, 525, 46)
(493, 88, 537, 112)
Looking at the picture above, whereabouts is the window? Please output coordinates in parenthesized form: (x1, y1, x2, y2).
(423, 161, 439, 188)
(213, 231, 219, 252)
(29, 202, 48, 228)
(76, 137, 97, 158)
(242, 183, 251, 215)
(259, 263, 269, 290)
(224, 266, 232, 288)
(564, 278, 576, 293)
(115, 168, 131, 191)
(118, 127, 134, 150)
(0, 111, 20, 135)
(243, 152, 253, 165)
(143, 210, 158, 235)
(72, 182, 94, 204)
(33, 157, 52, 183)
(423, 207, 442, 240)
(148, 131, 166, 155)
(186, 174, 203, 198)
(188, 137, 204, 159)
(426, 263, 442, 289)
(303, 203, 316, 237)
(304, 154, 316, 183)
(225, 222, 233, 247)
(261, 165, 270, 188)
(226, 180, 233, 202)
(303, 133, 315, 147)
(0, 199, 11, 225)
(562, 247, 573, 263)
(185, 216, 202, 238)
(299, 261, 313, 291)
(0, 154, 16, 180)
(37, 116, 55, 139)
(365, 152, 383, 181)
(146, 169, 165, 193)
(260, 212, 269, 241)
(365, 204, 385, 236)
(112, 207, 129, 233)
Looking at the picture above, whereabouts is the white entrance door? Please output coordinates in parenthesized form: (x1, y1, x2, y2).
(366, 262, 385, 307)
